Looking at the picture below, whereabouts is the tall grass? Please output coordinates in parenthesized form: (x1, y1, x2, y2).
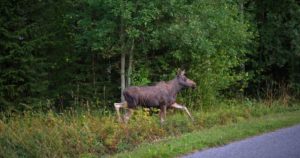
(0, 99, 299, 157)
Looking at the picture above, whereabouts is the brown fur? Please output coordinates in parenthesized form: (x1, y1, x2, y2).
(115, 70, 196, 123)
(114, 71, 196, 122)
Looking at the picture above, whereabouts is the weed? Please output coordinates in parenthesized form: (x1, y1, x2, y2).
(0, 100, 299, 157)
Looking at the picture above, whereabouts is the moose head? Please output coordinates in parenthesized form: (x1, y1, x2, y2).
(177, 70, 196, 89)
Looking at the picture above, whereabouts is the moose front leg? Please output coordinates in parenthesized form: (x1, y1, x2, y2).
(124, 108, 134, 124)
(159, 105, 167, 124)
(170, 103, 194, 121)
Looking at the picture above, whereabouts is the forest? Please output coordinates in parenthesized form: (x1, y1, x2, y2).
(0, 0, 300, 157)
(1, 0, 300, 111)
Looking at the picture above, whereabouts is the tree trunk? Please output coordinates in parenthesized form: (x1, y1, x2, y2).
(240, 0, 245, 97)
(120, 0, 126, 102)
(239, 0, 244, 23)
(127, 39, 135, 87)
(121, 52, 126, 102)
(92, 53, 97, 97)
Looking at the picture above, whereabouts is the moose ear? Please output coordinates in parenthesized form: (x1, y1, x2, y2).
(176, 68, 186, 76)
(177, 68, 182, 76)
(181, 70, 186, 75)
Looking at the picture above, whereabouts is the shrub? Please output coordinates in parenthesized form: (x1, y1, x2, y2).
(0, 100, 298, 157)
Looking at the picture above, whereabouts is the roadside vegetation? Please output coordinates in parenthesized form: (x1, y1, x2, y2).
(114, 109, 300, 158)
(1, 100, 299, 157)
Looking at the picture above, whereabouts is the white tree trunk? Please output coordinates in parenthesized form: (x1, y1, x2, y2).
(121, 52, 126, 102)
(127, 40, 134, 87)
(120, 0, 126, 102)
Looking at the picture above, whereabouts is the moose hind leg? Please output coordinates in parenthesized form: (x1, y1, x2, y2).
(114, 102, 128, 122)
(170, 103, 194, 121)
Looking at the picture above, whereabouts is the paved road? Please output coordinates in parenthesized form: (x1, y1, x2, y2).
(183, 124, 300, 158)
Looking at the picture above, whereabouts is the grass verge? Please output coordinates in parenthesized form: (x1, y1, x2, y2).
(113, 110, 300, 158)
(0, 100, 299, 157)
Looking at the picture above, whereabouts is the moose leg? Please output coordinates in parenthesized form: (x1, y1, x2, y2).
(159, 105, 167, 124)
(124, 108, 134, 124)
(170, 103, 194, 121)
(114, 102, 128, 122)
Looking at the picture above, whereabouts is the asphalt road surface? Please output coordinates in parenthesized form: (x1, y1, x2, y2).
(183, 124, 300, 158)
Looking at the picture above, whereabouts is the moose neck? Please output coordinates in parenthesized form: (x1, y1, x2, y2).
(168, 78, 183, 95)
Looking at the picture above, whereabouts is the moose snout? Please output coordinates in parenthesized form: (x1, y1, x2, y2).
(192, 83, 196, 89)
(190, 81, 196, 89)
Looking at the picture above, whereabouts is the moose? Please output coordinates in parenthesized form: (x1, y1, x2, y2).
(114, 70, 196, 124)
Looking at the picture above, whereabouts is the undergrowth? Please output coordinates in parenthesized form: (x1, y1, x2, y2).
(0, 99, 299, 157)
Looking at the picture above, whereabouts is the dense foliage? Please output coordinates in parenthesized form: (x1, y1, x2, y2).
(246, 0, 300, 98)
(0, 0, 299, 110)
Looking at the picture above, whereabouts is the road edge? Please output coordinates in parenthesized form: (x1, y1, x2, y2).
(112, 110, 300, 158)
